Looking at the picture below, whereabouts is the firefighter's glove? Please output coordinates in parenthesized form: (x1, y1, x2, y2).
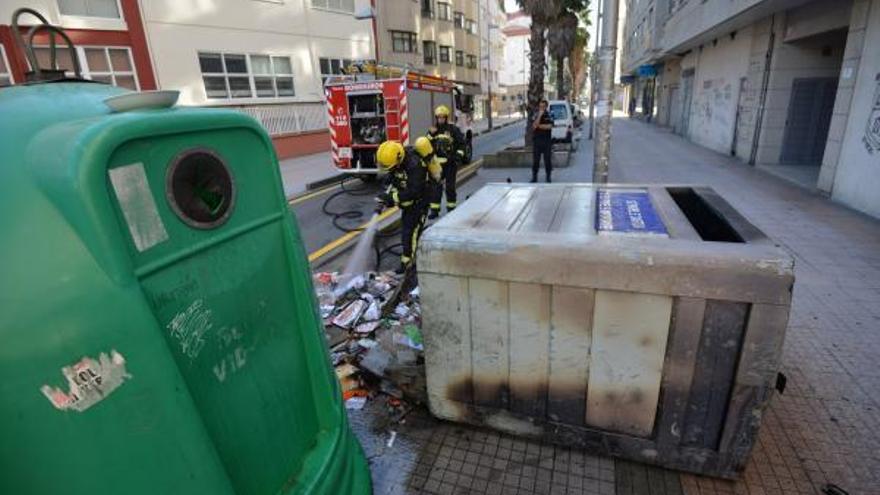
(376, 192, 394, 208)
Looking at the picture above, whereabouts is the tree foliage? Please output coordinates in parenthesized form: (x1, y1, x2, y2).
(517, 0, 590, 141)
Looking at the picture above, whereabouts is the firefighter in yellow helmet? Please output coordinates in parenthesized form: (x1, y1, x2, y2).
(374, 139, 435, 273)
(426, 104, 466, 219)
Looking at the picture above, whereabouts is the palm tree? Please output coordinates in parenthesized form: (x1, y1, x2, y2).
(568, 27, 590, 102)
(516, 0, 563, 143)
(547, 11, 579, 99)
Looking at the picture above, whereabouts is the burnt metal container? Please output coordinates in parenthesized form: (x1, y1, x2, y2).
(417, 183, 794, 478)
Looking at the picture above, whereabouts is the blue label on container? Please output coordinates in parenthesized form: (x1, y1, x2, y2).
(596, 189, 668, 235)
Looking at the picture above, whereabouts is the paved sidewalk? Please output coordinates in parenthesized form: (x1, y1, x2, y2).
(608, 119, 880, 495)
(277, 115, 524, 198)
(345, 116, 879, 495)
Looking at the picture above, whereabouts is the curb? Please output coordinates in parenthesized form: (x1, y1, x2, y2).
(472, 118, 524, 137)
(306, 172, 348, 191)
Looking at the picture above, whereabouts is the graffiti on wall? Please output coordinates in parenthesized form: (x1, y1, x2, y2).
(864, 73, 880, 155)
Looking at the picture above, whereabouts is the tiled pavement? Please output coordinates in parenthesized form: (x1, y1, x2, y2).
(347, 117, 880, 494)
(608, 119, 880, 495)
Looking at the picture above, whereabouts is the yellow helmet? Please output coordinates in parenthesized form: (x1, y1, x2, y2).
(414, 136, 434, 158)
(376, 140, 405, 170)
(434, 105, 451, 118)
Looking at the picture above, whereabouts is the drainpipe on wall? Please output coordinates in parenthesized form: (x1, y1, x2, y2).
(371, 0, 379, 62)
(749, 14, 776, 166)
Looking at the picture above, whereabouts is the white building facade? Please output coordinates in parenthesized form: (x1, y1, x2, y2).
(140, 0, 373, 158)
(477, 0, 506, 120)
(498, 10, 529, 115)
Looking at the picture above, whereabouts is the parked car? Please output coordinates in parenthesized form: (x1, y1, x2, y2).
(548, 99, 575, 143)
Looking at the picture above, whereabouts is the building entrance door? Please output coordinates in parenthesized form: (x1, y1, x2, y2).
(780, 77, 838, 165)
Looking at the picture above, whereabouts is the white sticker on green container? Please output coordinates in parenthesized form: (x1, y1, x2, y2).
(109, 162, 169, 252)
(41, 350, 132, 412)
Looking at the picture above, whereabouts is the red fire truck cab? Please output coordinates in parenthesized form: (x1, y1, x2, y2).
(324, 66, 473, 175)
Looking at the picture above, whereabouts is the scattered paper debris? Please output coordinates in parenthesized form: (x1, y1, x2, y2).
(354, 320, 381, 334)
(318, 269, 425, 418)
(386, 430, 397, 448)
(332, 299, 368, 329)
(345, 396, 367, 410)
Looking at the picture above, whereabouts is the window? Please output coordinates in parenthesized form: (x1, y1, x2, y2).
(439, 45, 451, 63)
(466, 54, 477, 69)
(310, 0, 355, 13)
(437, 2, 451, 21)
(454, 12, 465, 29)
(198, 52, 294, 99)
(421, 0, 434, 18)
(423, 41, 436, 65)
(465, 19, 476, 34)
(0, 45, 13, 87)
(319, 57, 353, 82)
(33, 45, 138, 89)
(57, 0, 120, 19)
(391, 31, 417, 53)
(455, 50, 464, 67)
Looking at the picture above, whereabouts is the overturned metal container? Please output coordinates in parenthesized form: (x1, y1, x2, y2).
(418, 183, 794, 478)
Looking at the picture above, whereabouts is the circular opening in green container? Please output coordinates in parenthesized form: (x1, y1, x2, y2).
(166, 148, 235, 229)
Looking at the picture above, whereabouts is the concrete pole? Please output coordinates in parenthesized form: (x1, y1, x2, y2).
(487, 32, 493, 130)
(592, 0, 619, 184)
(588, 0, 602, 140)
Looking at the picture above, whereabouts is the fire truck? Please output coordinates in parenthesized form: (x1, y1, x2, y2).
(323, 63, 474, 176)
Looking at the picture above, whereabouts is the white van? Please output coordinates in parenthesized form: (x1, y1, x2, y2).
(547, 100, 575, 143)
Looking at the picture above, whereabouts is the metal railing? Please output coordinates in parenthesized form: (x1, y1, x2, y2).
(233, 102, 327, 136)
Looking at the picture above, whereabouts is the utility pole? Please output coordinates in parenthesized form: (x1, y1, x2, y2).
(592, 0, 619, 184)
(587, 0, 602, 141)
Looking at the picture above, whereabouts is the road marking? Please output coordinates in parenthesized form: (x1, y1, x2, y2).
(288, 181, 344, 206)
(307, 206, 399, 262)
(307, 158, 483, 264)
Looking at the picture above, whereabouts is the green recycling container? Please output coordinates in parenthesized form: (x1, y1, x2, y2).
(0, 82, 370, 494)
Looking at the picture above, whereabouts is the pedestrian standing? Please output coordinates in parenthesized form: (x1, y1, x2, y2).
(531, 99, 553, 183)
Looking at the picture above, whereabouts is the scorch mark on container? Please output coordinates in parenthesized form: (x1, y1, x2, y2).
(41, 350, 131, 412)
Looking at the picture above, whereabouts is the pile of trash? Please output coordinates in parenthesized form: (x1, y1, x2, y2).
(314, 271, 426, 420)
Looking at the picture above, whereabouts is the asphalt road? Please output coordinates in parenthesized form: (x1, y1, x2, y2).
(290, 122, 526, 269)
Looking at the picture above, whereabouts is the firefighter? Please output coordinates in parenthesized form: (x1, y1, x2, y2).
(426, 104, 466, 219)
(374, 139, 436, 273)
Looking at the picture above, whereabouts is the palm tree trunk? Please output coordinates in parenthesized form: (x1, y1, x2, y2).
(525, 21, 546, 145)
(556, 56, 566, 100)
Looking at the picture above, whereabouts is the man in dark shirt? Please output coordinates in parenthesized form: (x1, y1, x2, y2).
(531, 99, 553, 183)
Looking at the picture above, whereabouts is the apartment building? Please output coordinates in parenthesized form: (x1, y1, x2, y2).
(374, 0, 483, 101)
(478, 0, 506, 120)
(0, 0, 156, 90)
(0, 0, 373, 160)
(621, 0, 880, 219)
(498, 9, 529, 115)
